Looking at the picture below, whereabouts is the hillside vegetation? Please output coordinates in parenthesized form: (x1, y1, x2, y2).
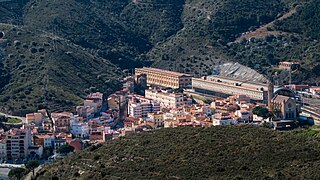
(36, 126, 320, 179)
(0, 24, 122, 115)
(1, 0, 320, 114)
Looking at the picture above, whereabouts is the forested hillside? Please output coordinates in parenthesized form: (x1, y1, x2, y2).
(36, 126, 320, 179)
(1, 0, 320, 114)
(0, 24, 122, 115)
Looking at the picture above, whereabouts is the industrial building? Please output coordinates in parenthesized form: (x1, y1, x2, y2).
(192, 76, 269, 102)
(135, 67, 193, 89)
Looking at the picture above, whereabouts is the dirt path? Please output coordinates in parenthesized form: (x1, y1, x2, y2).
(23, 165, 42, 180)
(236, 8, 297, 42)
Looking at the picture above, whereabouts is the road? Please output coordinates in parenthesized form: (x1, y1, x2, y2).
(23, 165, 42, 180)
(0, 112, 26, 123)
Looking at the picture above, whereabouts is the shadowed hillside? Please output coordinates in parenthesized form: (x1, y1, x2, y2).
(0, 24, 122, 115)
(36, 126, 320, 179)
(1, 0, 320, 113)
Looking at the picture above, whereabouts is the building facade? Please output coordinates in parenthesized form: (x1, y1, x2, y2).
(278, 62, 300, 71)
(71, 123, 90, 138)
(192, 77, 268, 102)
(135, 67, 193, 89)
(145, 89, 184, 108)
(128, 101, 160, 118)
(6, 129, 32, 160)
(52, 112, 74, 133)
(212, 113, 238, 126)
(271, 95, 297, 120)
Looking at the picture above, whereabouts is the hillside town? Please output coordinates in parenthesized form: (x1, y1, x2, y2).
(0, 66, 319, 164)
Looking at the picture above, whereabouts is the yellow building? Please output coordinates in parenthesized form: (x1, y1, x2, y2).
(147, 112, 164, 127)
(26, 113, 43, 124)
(135, 67, 193, 89)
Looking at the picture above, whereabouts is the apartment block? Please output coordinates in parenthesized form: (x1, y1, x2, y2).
(6, 129, 32, 160)
(145, 89, 185, 108)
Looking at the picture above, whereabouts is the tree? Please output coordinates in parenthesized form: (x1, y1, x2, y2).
(26, 160, 40, 177)
(252, 106, 263, 115)
(252, 106, 270, 118)
(8, 168, 26, 180)
(56, 144, 74, 155)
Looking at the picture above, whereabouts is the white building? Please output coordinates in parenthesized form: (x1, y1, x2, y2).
(145, 89, 185, 108)
(71, 123, 90, 138)
(128, 96, 161, 118)
(235, 110, 251, 122)
(212, 113, 238, 126)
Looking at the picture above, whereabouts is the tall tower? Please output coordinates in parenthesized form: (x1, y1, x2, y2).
(268, 81, 274, 111)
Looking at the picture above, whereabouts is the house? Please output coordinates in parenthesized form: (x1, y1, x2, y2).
(89, 131, 103, 143)
(70, 123, 89, 138)
(278, 61, 300, 71)
(51, 112, 74, 133)
(84, 92, 103, 112)
(26, 113, 43, 125)
(228, 94, 251, 104)
(128, 98, 160, 118)
(145, 88, 185, 108)
(54, 139, 66, 150)
(147, 112, 164, 127)
(76, 106, 95, 119)
(34, 135, 55, 149)
(164, 119, 178, 128)
(212, 113, 238, 126)
(235, 110, 251, 122)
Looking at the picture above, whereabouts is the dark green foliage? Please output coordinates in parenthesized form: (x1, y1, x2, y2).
(0, 25, 122, 115)
(56, 144, 75, 155)
(275, 0, 320, 40)
(26, 160, 40, 177)
(36, 126, 320, 179)
(252, 106, 270, 118)
(8, 167, 26, 180)
(1, 0, 320, 114)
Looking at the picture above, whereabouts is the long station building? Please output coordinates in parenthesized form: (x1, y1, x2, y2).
(135, 67, 295, 104)
(135, 67, 193, 89)
(192, 75, 273, 102)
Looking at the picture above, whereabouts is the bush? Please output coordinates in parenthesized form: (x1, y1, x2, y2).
(8, 168, 26, 180)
